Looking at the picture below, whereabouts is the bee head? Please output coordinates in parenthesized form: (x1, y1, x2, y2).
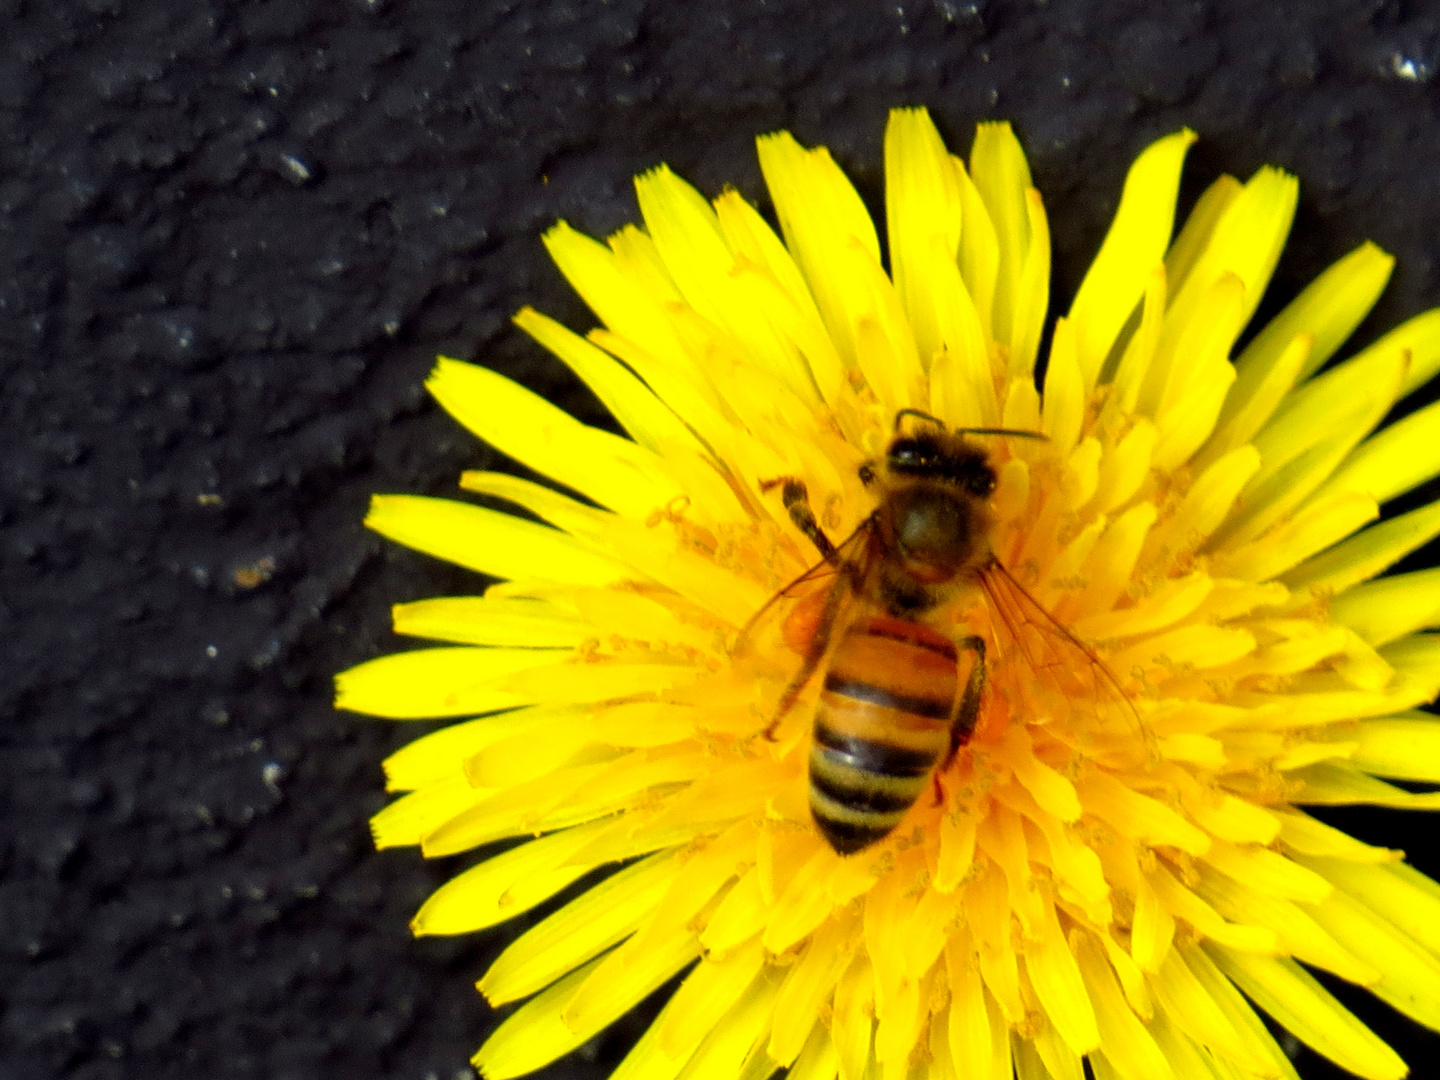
(881, 431, 996, 582)
(884, 434, 997, 497)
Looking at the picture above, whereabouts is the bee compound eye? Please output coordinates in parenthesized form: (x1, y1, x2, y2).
(966, 467, 996, 497)
(887, 437, 933, 471)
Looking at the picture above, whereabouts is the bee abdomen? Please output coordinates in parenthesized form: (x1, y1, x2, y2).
(807, 618, 959, 854)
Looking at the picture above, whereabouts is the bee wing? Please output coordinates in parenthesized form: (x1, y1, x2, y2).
(732, 515, 876, 658)
(978, 560, 1150, 768)
(732, 518, 878, 730)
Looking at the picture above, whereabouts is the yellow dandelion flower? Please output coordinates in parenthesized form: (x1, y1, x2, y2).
(338, 106, 1440, 1080)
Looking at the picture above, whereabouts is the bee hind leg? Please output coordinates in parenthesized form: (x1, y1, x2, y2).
(760, 476, 838, 562)
(761, 563, 852, 741)
(943, 635, 986, 770)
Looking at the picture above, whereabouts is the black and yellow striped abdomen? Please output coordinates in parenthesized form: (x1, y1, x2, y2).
(808, 617, 960, 854)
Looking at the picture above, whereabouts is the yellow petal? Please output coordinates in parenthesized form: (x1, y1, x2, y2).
(764, 847, 844, 953)
(1027, 1013, 1085, 1080)
(632, 164, 738, 327)
(1211, 491, 1379, 584)
(1322, 395, 1440, 506)
(885, 106, 962, 369)
(1141, 266, 1243, 430)
(380, 707, 555, 791)
(606, 992, 692, 1080)
(673, 965, 782, 1079)
(1199, 330, 1311, 469)
(701, 868, 767, 954)
(1072, 570, 1211, 641)
(1076, 771, 1210, 854)
(410, 819, 613, 936)
(1024, 905, 1100, 1055)
(969, 121, 1033, 356)
(1309, 885, 1440, 1031)
(1183, 793, 1279, 845)
(934, 806, 979, 893)
(1274, 808, 1401, 863)
(832, 952, 875, 1080)
(846, 245, 923, 412)
(756, 129, 881, 378)
(712, 188, 824, 334)
(1007, 734, 1081, 822)
(1009, 188, 1051, 380)
(1130, 874, 1175, 974)
(639, 168, 823, 414)
(1283, 497, 1440, 596)
(560, 919, 704, 1040)
(1342, 712, 1440, 782)
(946, 942, 994, 1080)
(655, 938, 770, 1063)
(1284, 760, 1440, 809)
(1068, 129, 1195, 386)
(1232, 240, 1394, 389)
(1149, 947, 1274, 1075)
(541, 220, 680, 360)
(1298, 857, 1440, 960)
(1148, 864, 1278, 954)
(1176, 940, 1302, 1080)
(335, 646, 561, 719)
(954, 153, 1000, 342)
(585, 324, 739, 465)
(1061, 436, 1102, 512)
(1331, 567, 1440, 645)
(1391, 306, 1440, 397)
(479, 850, 681, 1005)
(424, 749, 710, 857)
(457, 471, 769, 627)
(428, 357, 678, 517)
(391, 595, 587, 648)
(369, 773, 490, 849)
(1204, 947, 1407, 1080)
(786, 1023, 839, 1080)
(1070, 502, 1158, 620)
(1144, 446, 1258, 569)
(1164, 175, 1241, 297)
(1167, 165, 1297, 338)
(512, 306, 702, 458)
(1074, 933, 1175, 1080)
(365, 494, 628, 587)
(1110, 265, 1167, 413)
(1091, 418, 1156, 515)
(1199, 841, 1333, 905)
(508, 665, 700, 715)
(769, 911, 859, 1064)
(1252, 320, 1415, 474)
(1145, 1014, 1234, 1080)
(1041, 318, 1084, 457)
(1109, 624, 1256, 677)
(470, 954, 611, 1080)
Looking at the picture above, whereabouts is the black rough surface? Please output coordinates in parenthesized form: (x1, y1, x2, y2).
(6, 1, 1440, 1078)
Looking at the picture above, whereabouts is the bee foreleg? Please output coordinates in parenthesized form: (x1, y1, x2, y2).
(760, 476, 837, 562)
(943, 635, 986, 767)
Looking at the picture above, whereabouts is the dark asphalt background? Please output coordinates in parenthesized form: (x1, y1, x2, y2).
(6, 1, 1440, 1078)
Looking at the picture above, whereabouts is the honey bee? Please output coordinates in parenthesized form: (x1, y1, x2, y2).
(743, 409, 1137, 855)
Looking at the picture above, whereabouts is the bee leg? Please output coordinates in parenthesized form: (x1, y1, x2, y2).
(760, 476, 837, 562)
(943, 635, 987, 768)
(762, 568, 852, 740)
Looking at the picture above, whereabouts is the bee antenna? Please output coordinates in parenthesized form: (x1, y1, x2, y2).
(952, 427, 1049, 441)
(894, 408, 946, 432)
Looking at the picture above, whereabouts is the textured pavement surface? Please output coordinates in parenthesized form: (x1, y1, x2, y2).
(4, 1, 1440, 1077)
